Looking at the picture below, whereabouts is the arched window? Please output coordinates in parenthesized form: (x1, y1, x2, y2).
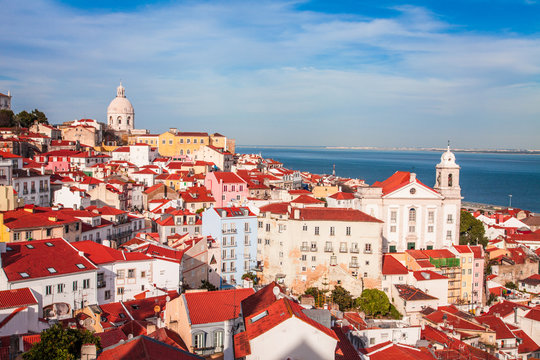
(213, 330, 224, 350)
(180, 149, 184, 155)
(187, 150, 190, 155)
(117, 116, 122, 125)
(448, 173, 453, 187)
(408, 208, 416, 222)
(193, 332, 205, 350)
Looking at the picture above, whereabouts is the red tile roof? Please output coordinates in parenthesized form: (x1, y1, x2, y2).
(296, 207, 382, 222)
(372, 171, 438, 196)
(395, 284, 438, 301)
(72, 241, 150, 265)
(184, 288, 254, 325)
(290, 194, 325, 204)
(98, 335, 204, 359)
(2, 238, 97, 282)
(0, 288, 38, 309)
(241, 281, 284, 318)
(413, 270, 448, 281)
(485, 300, 529, 318)
(382, 255, 408, 275)
(425, 310, 486, 331)
(476, 315, 515, 339)
(146, 328, 188, 352)
(1, 206, 81, 230)
(334, 326, 361, 360)
(213, 207, 255, 218)
(329, 192, 355, 200)
(363, 342, 435, 360)
(212, 172, 247, 184)
(259, 202, 290, 215)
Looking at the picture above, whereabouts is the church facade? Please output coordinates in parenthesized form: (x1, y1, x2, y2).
(107, 83, 134, 133)
(355, 147, 462, 252)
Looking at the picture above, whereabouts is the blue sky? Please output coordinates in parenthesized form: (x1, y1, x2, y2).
(1, 0, 540, 148)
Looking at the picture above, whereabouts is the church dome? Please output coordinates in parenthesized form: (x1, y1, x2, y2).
(107, 83, 134, 115)
(437, 145, 459, 168)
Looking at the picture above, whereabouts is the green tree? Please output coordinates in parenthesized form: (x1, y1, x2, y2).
(23, 323, 100, 360)
(241, 272, 258, 285)
(303, 287, 328, 308)
(15, 109, 48, 128)
(356, 289, 391, 318)
(331, 285, 354, 311)
(200, 280, 217, 291)
(505, 281, 517, 290)
(460, 210, 488, 247)
(0, 110, 15, 127)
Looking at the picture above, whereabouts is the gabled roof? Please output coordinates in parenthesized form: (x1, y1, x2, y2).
(476, 315, 515, 339)
(0, 288, 38, 309)
(146, 328, 188, 352)
(184, 288, 254, 325)
(394, 284, 437, 301)
(259, 202, 289, 215)
(371, 171, 438, 197)
(382, 255, 408, 275)
(328, 192, 355, 200)
(485, 300, 529, 318)
(72, 241, 150, 265)
(241, 281, 284, 319)
(97, 335, 203, 359)
(290, 194, 325, 204)
(295, 207, 382, 222)
(2, 238, 97, 282)
(211, 172, 247, 184)
(413, 270, 448, 281)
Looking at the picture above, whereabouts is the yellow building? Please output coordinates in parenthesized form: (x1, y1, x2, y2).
(453, 245, 475, 303)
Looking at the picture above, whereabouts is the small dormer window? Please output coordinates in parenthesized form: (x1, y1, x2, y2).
(76, 263, 86, 269)
(19, 272, 29, 278)
(47, 267, 57, 273)
(25, 244, 34, 249)
(250, 310, 268, 323)
(45, 242, 54, 247)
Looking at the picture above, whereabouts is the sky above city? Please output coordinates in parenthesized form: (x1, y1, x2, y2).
(1, 0, 540, 149)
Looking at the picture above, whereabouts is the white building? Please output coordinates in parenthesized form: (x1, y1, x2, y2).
(257, 204, 383, 296)
(53, 184, 92, 210)
(0, 239, 98, 319)
(12, 169, 50, 207)
(73, 241, 181, 304)
(107, 83, 134, 133)
(0, 92, 11, 110)
(356, 147, 461, 252)
(202, 207, 258, 288)
(194, 145, 233, 172)
(111, 144, 158, 168)
(0, 288, 43, 337)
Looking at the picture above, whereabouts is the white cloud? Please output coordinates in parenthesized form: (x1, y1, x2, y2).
(0, 0, 539, 148)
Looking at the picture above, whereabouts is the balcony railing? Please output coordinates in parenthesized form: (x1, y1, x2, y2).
(350, 248, 359, 253)
(97, 281, 107, 289)
(324, 246, 333, 253)
(300, 246, 309, 252)
(339, 247, 347, 253)
(222, 229, 237, 234)
(349, 262, 359, 268)
(364, 249, 372, 254)
(310, 246, 318, 252)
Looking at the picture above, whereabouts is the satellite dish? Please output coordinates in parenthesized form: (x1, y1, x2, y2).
(272, 286, 280, 299)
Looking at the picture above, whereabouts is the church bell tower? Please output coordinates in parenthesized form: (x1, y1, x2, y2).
(434, 143, 461, 200)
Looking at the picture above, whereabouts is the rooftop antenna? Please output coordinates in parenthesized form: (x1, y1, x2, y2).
(332, 164, 335, 176)
(508, 194, 512, 208)
(447, 140, 451, 150)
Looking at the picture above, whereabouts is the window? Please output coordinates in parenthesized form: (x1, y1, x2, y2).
(57, 283, 65, 293)
(245, 235, 249, 245)
(408, 208, 416, 222)
(76, 263, 86, 269)
(64, 225, 69, 233)
(105, 290, 111, 300)
(214, 331, 224, 350)
(310, 242, 317, 251)
(258, 221, 263, 228)
(390, 226, 396, 233)
(83, 279, 90, 289)
(314, 227, 319, 235)
(311, 256, 316, 261)
(447, 214, 453, 224)
(46, 228, 52, 237)
(128, 269, 135, 278)
(365, 243, 372, 253)
(47, 267, 57, 274)
(346, 226, 351, 236)
(389, 245, 397, 253)
(468, 269, 472, 275)
(26, 231, 32, 240)
(19, 272, 29, 278)
(427, 245, 433, 250)
(427, 225, 434, 233)
(73, 281, 78, 291)
(330, 227, 335, 236)
(390, 211, 397, 223)
(407, 242, 415, 250)
(408, 225, 415, 233)
(117, 270, 125, 279)
(257, 238, 262, 244)
(117, 287, 124, 295)
(265, 224, 270, 232)
(13, 232, 20, 241)
(446, 231, 452, 241)
(301, 255, 307, 261)
(265, 239, 270, 245)
(46, 285, 52, 295)
(245, 222, 249, 231)
(194, 333, 205, 349)
(303, 224, 308, 231)
(141, 271, 146, 278)
(428, 211, 435, 224)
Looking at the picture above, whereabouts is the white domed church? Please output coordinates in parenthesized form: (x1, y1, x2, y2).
(107, 83, 134, 133)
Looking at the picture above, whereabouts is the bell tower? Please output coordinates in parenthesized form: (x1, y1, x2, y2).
(434, 142, 461, 199)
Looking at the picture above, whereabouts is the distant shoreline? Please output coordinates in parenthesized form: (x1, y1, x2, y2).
(237, 145, 540, 155)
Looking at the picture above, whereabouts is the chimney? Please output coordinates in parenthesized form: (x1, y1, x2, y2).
(410, 173, 416, 182)
(294, 209, 300, 219)
(80, 344, 97, 360)
(40, 165, 45, 175)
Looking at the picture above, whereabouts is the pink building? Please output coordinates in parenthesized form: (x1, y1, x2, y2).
(35, 150, 76, 172)
(204, 172, 248, 207)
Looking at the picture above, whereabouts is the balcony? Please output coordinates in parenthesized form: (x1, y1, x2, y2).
(300, 246, 309, 252)
(222, 242, 237, 248)
(222, 229, 237, 234)
(324, 246, 333, 253)
(310, 246, 318, 252)
(339, 247, 348, 253)
(244, 253, 250, 259)
(31, 189, 36, 194)
(97, 281, 107, 289)
(364, 250, 372, 254)
(350, 248, 359, 253)
(349, 262, 359, 268)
